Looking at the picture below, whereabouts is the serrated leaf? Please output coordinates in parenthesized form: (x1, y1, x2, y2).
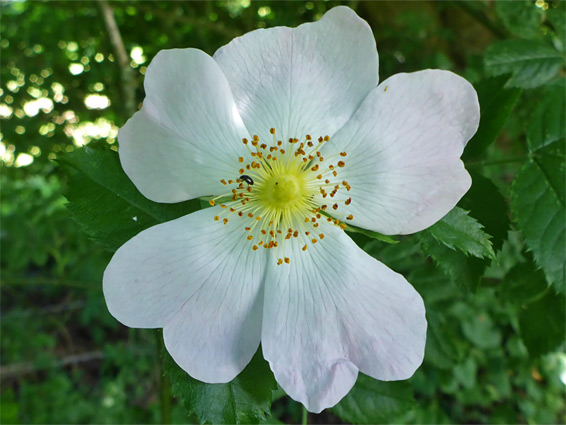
(485, 39, 563, 88)
(164, 348, 276, 425)
(57, 145, 200, 251)
(418, 232, 486, 291)
(511, 146, 565, 293)
(331, 375, 414, 424)
(460, 171, 510, 252)
(519, 292, 566, 357)
(527, 86, 565, 151)
(463, 76, 521, 160)
(424, 207, 495, 259)
(495, 0, 543, 39)
(511, 90, 565, 293)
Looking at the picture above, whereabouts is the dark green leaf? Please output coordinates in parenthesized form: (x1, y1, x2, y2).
(511, 148, 565, 293)
(418, 231, 486, 291)
(463, 76, 521, 160)
(498, 260, 549, 304)
(495, 0, 543, 39)
(460, 171, 510, 252)
(424, 207, 495, 259)
(484, 39, 563, 88)
(527, 86, 565, 151)
(331, 375, 415, 424)
(58, 145, 200, 251)
(511, 90, 565, 292)
(164, 348, 277, 425)
(519, 292, 566, 357)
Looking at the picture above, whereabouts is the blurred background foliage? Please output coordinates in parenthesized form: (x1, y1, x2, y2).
(1, 0, 565, 424)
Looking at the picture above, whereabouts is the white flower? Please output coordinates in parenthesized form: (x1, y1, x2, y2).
(103, 6, 479, 413)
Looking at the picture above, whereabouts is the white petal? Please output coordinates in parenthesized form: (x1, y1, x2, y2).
(213, 6, 378, 143)
(322, 70, 479, 235)
(103, 208, 267, 382)
(119, 48, 249, 203)
(261, 224, 426, 413)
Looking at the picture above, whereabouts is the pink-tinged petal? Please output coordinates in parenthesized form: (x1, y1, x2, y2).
(119, 48, 249, 203)
(321, 70, 479, 235)
(261, 224, 426, 413)
(213, 6, 378, 143)
(103, 208, 267, 382)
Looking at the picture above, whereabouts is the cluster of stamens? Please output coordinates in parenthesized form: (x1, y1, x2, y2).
(209, 128, 353, 265)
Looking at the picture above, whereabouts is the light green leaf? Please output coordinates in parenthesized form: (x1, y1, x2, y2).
(58, 145, 200, 251)
(331, 375, 415, 424)
(164, 349, 277, 425)
(463, 76, 521, 160)
(424, 207, 495, 259)
(485, 39, 563, 88)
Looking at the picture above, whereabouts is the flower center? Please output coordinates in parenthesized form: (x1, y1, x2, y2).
(261, 173, 304, 206)
(211, 128, 353, 265)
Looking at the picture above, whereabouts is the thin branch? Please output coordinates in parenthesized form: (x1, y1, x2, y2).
(98, 0, 137, 117)
(0, 351, 104, 378)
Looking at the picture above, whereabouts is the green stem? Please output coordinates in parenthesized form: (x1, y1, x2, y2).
(155, 331, 172, 424)
(302, 406, 308, 425)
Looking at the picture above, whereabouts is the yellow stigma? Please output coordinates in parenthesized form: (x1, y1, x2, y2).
(260, 173, 305, 207)
(210, 128, 353, 265)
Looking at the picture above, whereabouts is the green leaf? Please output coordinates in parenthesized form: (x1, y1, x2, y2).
(527, 86, 565, 151)
(498, 261, 549, 304)
(463, 76, 521, 160)
(495, 0, 543, 39)
(511, 90, 565, 293)
(484, 39, 563, 88)
(519, 292, 566, 357)
(58, 145, 200, 251)
(331, 375, 415, 424)
(418, 232, 486, 291)
(164, 348, 277, 425)
(460, 171, 510, 252)
(511, 146, 565, 293)
(424, 207, 495, 259)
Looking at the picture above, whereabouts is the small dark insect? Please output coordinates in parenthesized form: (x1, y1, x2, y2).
(239, 175, 254, 185)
